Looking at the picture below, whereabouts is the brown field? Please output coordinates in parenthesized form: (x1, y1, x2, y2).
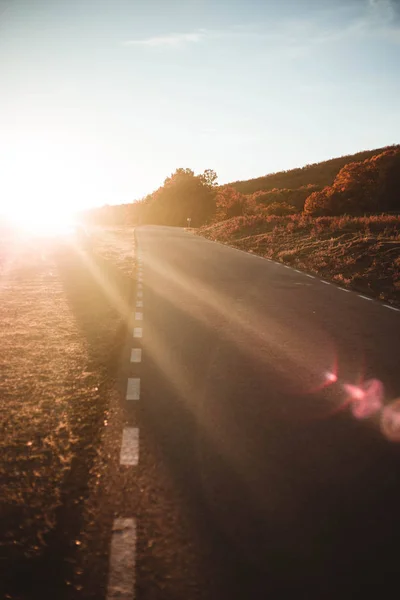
(0, 227, 136, 598)
(199, 214, 400, 305)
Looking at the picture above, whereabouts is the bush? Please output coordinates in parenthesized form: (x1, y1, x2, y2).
(215, 186, 250, 221)
(263, 202, 298, 216)
(304, 148, 400, 216)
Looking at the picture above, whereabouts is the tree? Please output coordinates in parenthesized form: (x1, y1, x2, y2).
(145, 168, 217, 226)
(200, 169, 218, 187)
(215, 186, 249, 220)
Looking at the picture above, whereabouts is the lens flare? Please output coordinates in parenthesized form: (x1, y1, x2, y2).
(381, 400, 400, 442)
(325, 371, 338, 383)
(343, 379, 384, 419)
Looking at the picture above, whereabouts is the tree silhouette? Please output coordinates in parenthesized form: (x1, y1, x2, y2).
(145, 168, 217, 226)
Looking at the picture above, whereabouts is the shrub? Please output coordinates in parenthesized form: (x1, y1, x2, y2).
(304, 148, 400, 216)
(263, 202, 298, 216)
(215, 186, 250, 221)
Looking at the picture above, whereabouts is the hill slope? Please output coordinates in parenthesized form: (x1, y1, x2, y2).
(227, 145, 399, 195)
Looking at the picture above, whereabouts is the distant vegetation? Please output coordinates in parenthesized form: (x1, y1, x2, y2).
(226, 145, 399, 195)
(84, 168, 217, 228)
(304, 147, 400, 216)
(83, 144, 400, 227)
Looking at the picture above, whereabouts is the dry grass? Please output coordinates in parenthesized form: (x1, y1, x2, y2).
(200, 215, 400, 305)
(90, 226, 137, 278)
(0, 227, 136, 598)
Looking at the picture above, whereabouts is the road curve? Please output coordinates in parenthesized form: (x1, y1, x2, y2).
(124, 225, 400, 599)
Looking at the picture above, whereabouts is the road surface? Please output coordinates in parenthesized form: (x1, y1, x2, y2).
(101, 225, 400, 599)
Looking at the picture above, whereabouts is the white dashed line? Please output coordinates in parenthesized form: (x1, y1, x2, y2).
(384, 304, 400, 312)
(137, 291, 143, 298)
(294, 269, 302, 273)
(135, 312, 143, 321)
(136, 300, 143, 308)
(130, 348, 142, 363)
(321, 281, 331, 285)
(359, 295, 373, 301)
(133, 327, 142, 338)
(107, 518, 136, 600)
(137, 283, 143, 289)
(126, 378, 140, 400)
(120, 428, 139, 465)
(306, 274, 315, 279)
(338, 287, 350, 293)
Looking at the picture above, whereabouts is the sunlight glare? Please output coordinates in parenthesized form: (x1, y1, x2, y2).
(0, 132, 91, 236)
(6, 206, 77, 238)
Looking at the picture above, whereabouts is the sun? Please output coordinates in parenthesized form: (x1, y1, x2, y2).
(6, 205, 77, 238)
(0, 133, 86, 236)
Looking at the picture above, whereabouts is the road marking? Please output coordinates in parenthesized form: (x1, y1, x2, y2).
(294, 269, 302, 273)
(130, 348, 142, 363)
(137, 291, 143, 298)
(338, 287, 350, 293)
(135, 312, 143, 321)
(321, 281, 331, 285)
(384, 304, 400, 312)
(126, 378, 140, 400)
(107, 518, 136, 600)
(306, 274, 315, 279)
(137, 283, 143, 289)
(133, 327, 142, 338)
(359, 295, 372, 301)
(136, 300, 143, 308)
(120, 428, 139, 465)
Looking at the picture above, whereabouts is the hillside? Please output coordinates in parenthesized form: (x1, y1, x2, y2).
(227, 145, 399, 195)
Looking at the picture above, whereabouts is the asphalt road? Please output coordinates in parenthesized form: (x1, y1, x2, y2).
(106, 225, 400, 600)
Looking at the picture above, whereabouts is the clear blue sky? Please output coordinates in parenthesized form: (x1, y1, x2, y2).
(0, 0, 399, 215)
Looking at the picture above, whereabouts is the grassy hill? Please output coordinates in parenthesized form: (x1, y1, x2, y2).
(226, 145, 399, 195)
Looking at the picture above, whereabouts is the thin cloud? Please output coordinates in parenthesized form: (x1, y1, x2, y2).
(122, 30, 206, 48)
(122, 1, 400, 52)
(260, 0, 400, 55)
(368, 0, 398, 22)
(358, 0, 400, 41)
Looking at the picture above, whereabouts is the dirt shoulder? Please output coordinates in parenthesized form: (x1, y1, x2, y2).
(198, 215, 400, 306)
(0, 227, 136, 600)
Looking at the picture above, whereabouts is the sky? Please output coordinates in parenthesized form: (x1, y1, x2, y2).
(0, 0, 399, 216)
